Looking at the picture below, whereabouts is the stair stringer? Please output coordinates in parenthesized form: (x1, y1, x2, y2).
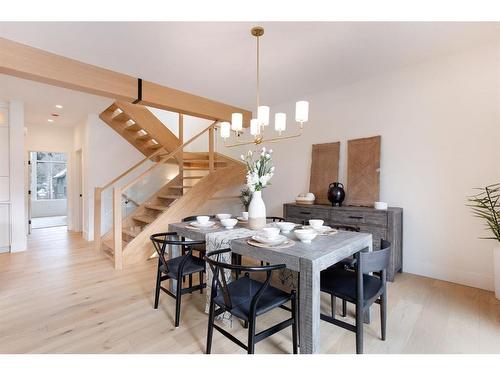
(122, 162, 246, 266)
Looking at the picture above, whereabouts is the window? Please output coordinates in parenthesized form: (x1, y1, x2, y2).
(30, 152, 68, 200)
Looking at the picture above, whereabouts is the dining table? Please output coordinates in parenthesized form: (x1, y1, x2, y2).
(168, 219, 372, 354)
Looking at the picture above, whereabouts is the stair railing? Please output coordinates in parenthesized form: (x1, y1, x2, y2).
(94, 120, 218, 270)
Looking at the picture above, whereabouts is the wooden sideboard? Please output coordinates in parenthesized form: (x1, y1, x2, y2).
(283, 203, 403, 281)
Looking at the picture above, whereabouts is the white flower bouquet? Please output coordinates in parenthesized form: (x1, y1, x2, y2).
(241, 147, 274, 192)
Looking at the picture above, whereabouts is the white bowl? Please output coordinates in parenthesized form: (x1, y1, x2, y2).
(220, 218, 237, 229)
(196, 216, 210, 224)
(216, 213, 231, 220)
(260, 227, 280, 240)
(309, 219, 324, 229)
(294, 229, 318, 243)
(276, 221, 296, 234)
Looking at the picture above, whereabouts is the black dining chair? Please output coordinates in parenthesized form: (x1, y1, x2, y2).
(320, 239, 391, 354)
(204, 249, 298, 354)
(267, 216, 285, 223)
(151, 232, 207, 327)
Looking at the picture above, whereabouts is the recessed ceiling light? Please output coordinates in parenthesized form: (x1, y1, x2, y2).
(48, 119, 54, 123)
(55, 105, 63, 109)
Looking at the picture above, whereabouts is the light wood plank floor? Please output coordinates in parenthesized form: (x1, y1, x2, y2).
(0, 227, 499, 354)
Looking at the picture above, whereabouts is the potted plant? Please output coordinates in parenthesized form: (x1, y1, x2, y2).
(241, 147, 274, 229)
(468, 183, 500, 299)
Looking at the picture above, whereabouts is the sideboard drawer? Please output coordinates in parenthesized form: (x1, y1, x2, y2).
(330, 209, 387, 227)
(285, 205, 330, 222)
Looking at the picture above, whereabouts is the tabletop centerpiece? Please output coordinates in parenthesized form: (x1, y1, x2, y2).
(241, 147, 274, 229)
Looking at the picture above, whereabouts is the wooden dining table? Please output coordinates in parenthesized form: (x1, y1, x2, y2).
(169, 220, 372, 354)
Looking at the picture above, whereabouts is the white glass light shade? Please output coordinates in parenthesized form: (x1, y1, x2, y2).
(220, 121, 230, 139)
(257, 106, 270, 126)
(275, 112, 286, 132)
(250, 118, 260, 136)
(295, 101, 309, 123)
(231, 113, 243, 132)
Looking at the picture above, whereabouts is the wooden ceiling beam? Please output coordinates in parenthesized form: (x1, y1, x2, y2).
(0, 37, 251, 124)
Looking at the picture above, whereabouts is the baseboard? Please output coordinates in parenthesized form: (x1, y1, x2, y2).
(10, 240, 27, 253)
(404, 260, 494, 292)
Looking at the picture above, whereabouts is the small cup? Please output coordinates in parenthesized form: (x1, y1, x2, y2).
(261, 227, 280, 239)
(196, 216, 210, 224)
(242, 211, 249, 220)
(309, 219, 324, 229)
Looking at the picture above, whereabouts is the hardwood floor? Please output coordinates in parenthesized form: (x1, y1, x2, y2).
(0, 227, 499, 354)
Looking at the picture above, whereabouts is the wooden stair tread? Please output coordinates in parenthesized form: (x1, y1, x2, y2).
(145, 204, 169, 211)
(132, 215, 156, 224)
(136, 133, 152, 141)
(182, 176, 205, 179)
(157, 194, 182, 200)
(170, 185, 193, 189)
(122, 228, 141, 238)
(183, 159, 225, 163)
(183, 167, 210, 171)
(147, 143, 162, 150)
(113, 112, 130, 122)
(124, 124, 141, 132)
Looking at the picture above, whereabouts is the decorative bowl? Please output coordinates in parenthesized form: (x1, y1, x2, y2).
(275, 222, 297, 234)
(294, 229, 317, 243)
(196, 216, 210, 224)
(260, 227, 280, 239)
(308, 219, 324, 229)
(216, 213, 231, 220)
(220, 218, 238, 229)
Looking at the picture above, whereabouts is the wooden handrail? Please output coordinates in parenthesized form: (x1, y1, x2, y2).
(121, 121, 217, 191)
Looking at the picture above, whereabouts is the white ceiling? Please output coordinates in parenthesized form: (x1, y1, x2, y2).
(0, 74, 112, 127)
(0, 22, 499, 119)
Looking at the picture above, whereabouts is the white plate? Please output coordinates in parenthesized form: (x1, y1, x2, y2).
(302, 225, 335, 233)
(251, 234, 287, 246)
(237, 217, 248, 222)
(190, 220, 216, 228)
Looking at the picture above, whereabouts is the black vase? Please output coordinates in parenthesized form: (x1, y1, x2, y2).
(328, 182, 345, 206)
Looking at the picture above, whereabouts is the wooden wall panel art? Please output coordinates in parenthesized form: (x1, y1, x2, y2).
(309, 142, 340, 205)
(346, 136, 381, 207)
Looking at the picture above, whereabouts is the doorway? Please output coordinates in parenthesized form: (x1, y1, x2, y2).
(28, 151, 68, 230)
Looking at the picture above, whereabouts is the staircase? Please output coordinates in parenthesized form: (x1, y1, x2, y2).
(95, 101, 246, 269)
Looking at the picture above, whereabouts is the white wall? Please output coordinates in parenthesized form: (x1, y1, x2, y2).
(226, 42, 500, 291)
(9, 101, 26, 252)
(79, 114, 147, 240)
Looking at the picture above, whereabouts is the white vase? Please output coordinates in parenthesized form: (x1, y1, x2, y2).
(248, 190, 266, 230)
(494, 245, 500, 300)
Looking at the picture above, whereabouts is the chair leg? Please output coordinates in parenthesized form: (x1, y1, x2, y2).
(189, 274, 193, 292)
(247, 316, 256, 354)
(199, 271, 204, 293)
(380, 292, 387, 341)
(153, 264, 162, 309)
(291, 293, 298, 354)
(355, 305, 364, 354)
(342, 299, 347, 317)
(175, 279, 183, 327)
(330, 295, 336, 318)
(206, 300, 215, 354)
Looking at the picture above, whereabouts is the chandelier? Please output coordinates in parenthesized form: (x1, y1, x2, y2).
(220, 26, 309, 147)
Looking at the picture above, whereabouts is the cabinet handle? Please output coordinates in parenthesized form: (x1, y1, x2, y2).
(300, 211, 311, 215)
(348, 215, 363, 220)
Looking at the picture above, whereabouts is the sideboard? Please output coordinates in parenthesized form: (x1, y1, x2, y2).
(283, 203, 403, 281)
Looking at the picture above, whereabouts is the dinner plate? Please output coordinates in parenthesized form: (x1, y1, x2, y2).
(251, 234, 287, 246)
(302, 225, 337, 234)
(189, 220, 216, 228)
(237, 217, 248, 222)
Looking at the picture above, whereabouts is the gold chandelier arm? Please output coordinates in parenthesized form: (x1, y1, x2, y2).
(223, 127, 304, 148)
